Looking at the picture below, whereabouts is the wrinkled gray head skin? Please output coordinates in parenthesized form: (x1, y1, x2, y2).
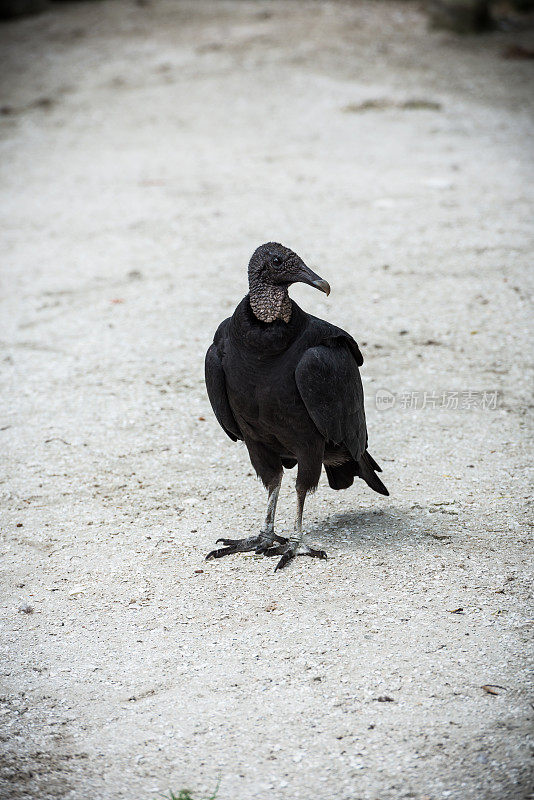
(248, 242, 330, 324)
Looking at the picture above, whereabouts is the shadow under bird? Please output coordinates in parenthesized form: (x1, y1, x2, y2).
(205, 242, 388, 571)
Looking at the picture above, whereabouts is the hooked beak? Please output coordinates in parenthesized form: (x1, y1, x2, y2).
(295, 263, 331, 296)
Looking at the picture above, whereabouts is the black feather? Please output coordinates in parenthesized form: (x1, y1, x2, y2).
(205, 295, 388, 497)
(205, 332, 243, 442)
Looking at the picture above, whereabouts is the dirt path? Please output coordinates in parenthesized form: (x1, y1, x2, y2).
(1, 2, 533, 799)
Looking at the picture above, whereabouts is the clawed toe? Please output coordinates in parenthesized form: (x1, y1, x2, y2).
(262, 544, 285, 558)
(206, 533, 276, 561)
(309, 548, 328, 561)
(206, 544, 247, 559)
(206, 534, 326, 570)
(274, 551, 294, 571)
(254, 542, 275, 555)
(274, 544, 328, 571)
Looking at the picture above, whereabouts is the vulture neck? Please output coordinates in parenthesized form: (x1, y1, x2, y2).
(249, 280, 292, 324)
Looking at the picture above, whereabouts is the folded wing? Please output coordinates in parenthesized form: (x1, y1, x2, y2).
(295, 339, 367, 458)
(205, 342, 243, 442)
(295, 338, 388, 496)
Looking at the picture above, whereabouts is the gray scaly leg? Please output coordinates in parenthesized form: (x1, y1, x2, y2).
(263, 487, 327, 571)
(206, 475, 286, 561)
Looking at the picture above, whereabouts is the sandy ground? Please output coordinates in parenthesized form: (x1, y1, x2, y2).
(1, 2, 533, 799)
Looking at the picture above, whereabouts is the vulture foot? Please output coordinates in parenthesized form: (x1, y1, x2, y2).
(263, 542, 328, 571)
(205, 532, 287, 561)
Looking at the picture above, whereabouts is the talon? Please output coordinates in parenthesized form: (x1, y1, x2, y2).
(205, 533, 279, 561)
(275, 552, 294, 571)
(206, 547, 234, 560)
(308, 548, 328, 560)
(273, 543, 328, 570)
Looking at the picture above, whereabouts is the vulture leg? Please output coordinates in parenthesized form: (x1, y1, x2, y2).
(264, 454, 327, 571)
(205, 471, 285, 561)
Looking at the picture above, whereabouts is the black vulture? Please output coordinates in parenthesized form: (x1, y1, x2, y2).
(205, 242, 388, 571)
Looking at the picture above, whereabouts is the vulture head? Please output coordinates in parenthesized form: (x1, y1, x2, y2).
(248, 242, 330, 296)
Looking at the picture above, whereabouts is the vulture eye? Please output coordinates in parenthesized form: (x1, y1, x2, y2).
(272, 256, 283, 266)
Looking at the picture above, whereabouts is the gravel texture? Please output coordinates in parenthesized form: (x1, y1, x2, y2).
(1, 2, 533, 799)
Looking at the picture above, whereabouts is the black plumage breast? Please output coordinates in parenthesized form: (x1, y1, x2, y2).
(222, 317, 320, 456)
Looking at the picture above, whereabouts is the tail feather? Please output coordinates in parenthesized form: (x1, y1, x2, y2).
(357, 451, 389, 496)
(365, 451, 382, 473)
